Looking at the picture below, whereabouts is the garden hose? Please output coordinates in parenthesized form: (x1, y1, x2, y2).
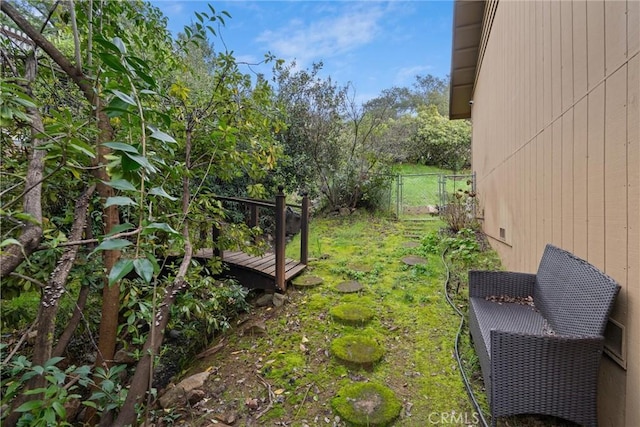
(441, 247, 490, 427)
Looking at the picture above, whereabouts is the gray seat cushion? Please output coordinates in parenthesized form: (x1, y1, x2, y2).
(470, 298, 545, 355)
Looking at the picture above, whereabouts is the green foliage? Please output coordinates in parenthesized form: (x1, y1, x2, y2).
(273, 62, 394, 212)
(1, 355, 87, 426)
(0, 79, 37, 126)
(411, 106, 472, 171)
(169, 277, 250, 349)
(0, 352, 130, 425)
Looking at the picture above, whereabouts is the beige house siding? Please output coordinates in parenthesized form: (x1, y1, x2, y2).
(466, 0, 639, 425)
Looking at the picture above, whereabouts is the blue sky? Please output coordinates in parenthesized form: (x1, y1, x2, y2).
(152, 1, 454, 103)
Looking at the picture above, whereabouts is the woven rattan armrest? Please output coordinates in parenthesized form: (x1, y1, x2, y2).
(468, 271, 536, 299)
(489, 330, 604, 426)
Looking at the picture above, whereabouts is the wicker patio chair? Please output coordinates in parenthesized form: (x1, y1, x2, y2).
(468, 244, 620, 427)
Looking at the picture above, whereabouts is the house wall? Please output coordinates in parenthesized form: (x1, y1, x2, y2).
(470, 1, 639, 425)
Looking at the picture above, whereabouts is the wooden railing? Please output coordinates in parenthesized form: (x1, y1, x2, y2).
(212, 186, 309, 290)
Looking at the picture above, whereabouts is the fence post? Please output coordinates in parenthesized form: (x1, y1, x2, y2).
(249, 204, 259, 228)
(212, 222, 222, 260)
(275, 186, 286, 291)
(300, 192, 309, 265)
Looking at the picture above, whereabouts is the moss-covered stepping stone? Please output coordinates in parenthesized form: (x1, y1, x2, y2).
(330, 303, 374, 326)
(401, 255, 427, 266)
(332, 382, 402, 427)
(292, 275, 324, 287)
(348, 263, 372, 273)
(402, 241, 420, 248)
(335, 280, 363, 293)
(331, 334, 384, 370)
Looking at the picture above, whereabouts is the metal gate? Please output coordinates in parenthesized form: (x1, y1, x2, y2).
(385, 172, 476, 218)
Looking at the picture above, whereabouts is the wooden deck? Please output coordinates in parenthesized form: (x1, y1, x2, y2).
(194, 249, 307, 291)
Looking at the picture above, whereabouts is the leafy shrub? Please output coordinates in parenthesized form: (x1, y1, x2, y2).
(410, 106, 471, 171)
(441, 187, 478, 233)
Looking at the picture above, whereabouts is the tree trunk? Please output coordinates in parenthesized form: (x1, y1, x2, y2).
(3, 185, 95, 427)
(0, 51, 44, 278)
(1, 3, 122, 423)
(113, 123, 195, 427)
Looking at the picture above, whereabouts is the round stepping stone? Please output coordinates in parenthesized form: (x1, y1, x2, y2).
(401, 255, 427, 266)
(332, 382, 401, 427)
(331, 334, 384, 370)
(330, 303, 374, 326)
(292, 275, 324, 287)
(335, 280, 363, 293)
(348, 263, 372, 273)
(402, 241, 420, 248)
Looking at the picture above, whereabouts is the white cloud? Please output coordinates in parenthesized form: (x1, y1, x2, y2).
(156, 1, 185, 16)
(394, 64, 434, 86)
(256, 3, 385, 67)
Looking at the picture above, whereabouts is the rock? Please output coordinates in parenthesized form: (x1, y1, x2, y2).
(177, 371, 211, 392)
(187, 389, 205, 405)
(245, 397, 259, 410)
(256, 293, 273, 307)
(292, 276, 324, 287)
(159, 384, 183, 409)
(159, 371, 211, 409)
(335, 280, 364, 293)
(272, 293, 286, 307)
(215, 412, 238, 424)
(241, 320, 267, 337)
(401, 255, 427, 266)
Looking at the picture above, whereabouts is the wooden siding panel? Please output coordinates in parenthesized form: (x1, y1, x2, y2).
(573, 98, 589, 260)
(587, 1, 605, 90)
(551, 1, 563, 118)
(543, 1, 553, 127)
(605, 0, 628, 74)
(587, 84, 605, 267)
(537, 133, 546, 257)
(552, 120, 563, 246)
(562, 111, 574, 251)
(530, 141, 538, 272)
(626, 53, 640, 427)
(629, 0, 640, 57)
(536, 1, 544, 133)
(605, 65, 628, 319)
(544, 128, 554, 246)
(561, 0, 574, 112)
(524, 143, 531, 271)
(572, 0, 588, 102)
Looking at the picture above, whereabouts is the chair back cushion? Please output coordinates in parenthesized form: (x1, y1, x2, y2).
(535, 244, 620, 336)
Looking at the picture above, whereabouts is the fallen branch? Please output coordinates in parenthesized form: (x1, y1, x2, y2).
(294, 382, 315, 420)
(255, 373, 275, 419)
(195, 338, 226, 359)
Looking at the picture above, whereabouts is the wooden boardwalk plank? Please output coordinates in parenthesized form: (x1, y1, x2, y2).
(193, 248, 306, 289)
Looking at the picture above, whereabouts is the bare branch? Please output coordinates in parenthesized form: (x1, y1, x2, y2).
(9, 272, 45, 288)
(67, 0, 82, 72)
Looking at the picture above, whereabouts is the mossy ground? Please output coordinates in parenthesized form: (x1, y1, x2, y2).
(176, 213, 479, 426)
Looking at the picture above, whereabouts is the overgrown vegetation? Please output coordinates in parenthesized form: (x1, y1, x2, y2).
(1, 1, 472, 424)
